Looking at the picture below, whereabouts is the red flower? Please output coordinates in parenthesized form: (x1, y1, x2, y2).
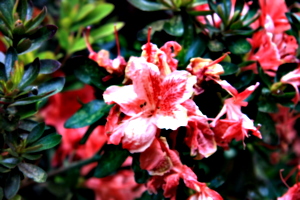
(211, 82, 261, 148)
(104, 57, 196, 153)
(278, 183, 300, 200)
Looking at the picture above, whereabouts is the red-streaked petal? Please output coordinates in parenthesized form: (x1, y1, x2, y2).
(122, 117, 157, 153)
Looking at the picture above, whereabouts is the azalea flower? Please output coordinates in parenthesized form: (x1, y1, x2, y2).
(251, 0, 291, 34)
(211, 82, 261, 148)
(104, 57, 197, 153)
(85, 169, 146, 200)
(142, 138, 223, 200)
(278, 183, 300, 200)
(84, 26, 126, 79)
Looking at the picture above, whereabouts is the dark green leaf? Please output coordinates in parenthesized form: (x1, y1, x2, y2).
(5, 47, 18, 79)
(226, 37, 251, 55)
(163, 15, 184, 37)
(0, 0, 14, 28)
(16, 38, 32, 53)
(21, 25, 57, 54)
(65, 100, 112, 128)
(70, 3, 114, 31)
(10, 77, 65, 106)
(16, 102, 39, 119)
(275, 63, 298, 83)
(220, 62, 239, 76)
(24, 7, 47, 32)
(0, 158, 20, 168)
(27, 123, 45, 144)
(184, 37, 207, 63)
(16, 0, 28, 22)
(26, 133, 61, 153)
(0, 187, 3, 200)
(39, 59, 61, 74)
(73, 57, 106, 90)
(0, 24, 12, 38)
(257, 98, 278, 113)
(238, 60, 256, 68)
(18, 163, 47, 183)
(94, 145, 129, 178)
(233, 70, 255, 89)
(127, 0, 169, 11)
(256, 112, 277, 144)
(79, 122, 99, 145)
(19, 119, 39, 132)
(132, 156, 149, 183)
(19, 58, 40, 89)
(0, 62, 6, 81)
(4, 172, 20, 199)
(187, 10, 213, 16)
(257, 62, 272, 88)
(21, 153, 42, 161)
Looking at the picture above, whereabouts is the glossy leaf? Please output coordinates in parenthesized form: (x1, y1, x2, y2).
(25, 133, 61, 153)
(65, 100, 112, 128)
(19, 58, 40, 89)
(0, 158, 20, 168)
(4, 172, 20, 199)
(0, 0, 14, 28)
(163, 15, 184, 36)
(132, 156, 149, 184)
(220, 62, 239, 76)
(127, 0, 169, 11)
(73, 57, 106, 90)
(16, 0, 28, 22)
(21, 25, 57, 54)
(5, 47, 18, 80)
(16, 38, 32, 53)
(94, 145, 129, 178)
(208, 40, 225, 52)
(21, 153, 42, 161)
(26, 123, 45, 144)
(275, 63, 298, 83)
(24, 7, 47, 32)
(226, 37, 251, 54)
(18, 163, 47, 183)
(39, 59, 61, 74)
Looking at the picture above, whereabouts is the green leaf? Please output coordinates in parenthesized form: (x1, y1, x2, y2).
(94, 145, 129, 178)
(10, 77, 65, 106)
(74, 4, 94, 22)
(127, 0, 169, 11)
(16, 102, 39, 119)
(4, 172, 20, 199)
(16, 0, 28, 22)
(19, 58, 40, 89)
(5, 47, 18, 79)
(0, 158, 20, 168)
(226, 37, 251, 55)
(132, 156, 149, 184)
(184, 37, 207, 63)
(0, 62, 6, 81)
(233, 70, 255, 89)
(19, 119, 39, 132)
(187, 10, 213, 16)
(257, 62, 272, 88)
(26, 123, 45, 144)
(16, 38, 32, 53)
(65, 100, 112, 128)
(275, 63, 298, 83)
(0, 24, 12, 38)
(257, 98, 278, 113)
(70, 3, 114, 31)
(25, 133, 62, 153)
(69, 22, 124, 54)
(163, 15, 184, 37)
(0, 0, 14, 28)
(18, 163, 47, 183)
(39, 59, 61, 74)
(24, 7, 47, 32)
(0, 187, 3, 200)
(21, 153, 42, 161)
(21, 25, 57, 54)
(220, 62, 239, 76)
(72, 57, 106, 90)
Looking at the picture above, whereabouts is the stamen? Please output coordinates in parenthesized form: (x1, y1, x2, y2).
(146, 27, 152, 62)
(114, 25, 121, 56)
(206, 52, 230, 68)
(280, 169, 291, 188)
(84, 26, 94, 53)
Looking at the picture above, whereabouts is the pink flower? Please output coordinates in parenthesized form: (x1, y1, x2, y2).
(278, 183, 300, 200)
(142, 138, 222, 200)
(211, 82, 261, 148)
(187, 181, 223, 200)
(280, 66, 300, 104)
(251, 0, 291, 34)
(103, 57, 196, 153)
(185, 115, 217, 159)
(85, 170, 146, 200)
